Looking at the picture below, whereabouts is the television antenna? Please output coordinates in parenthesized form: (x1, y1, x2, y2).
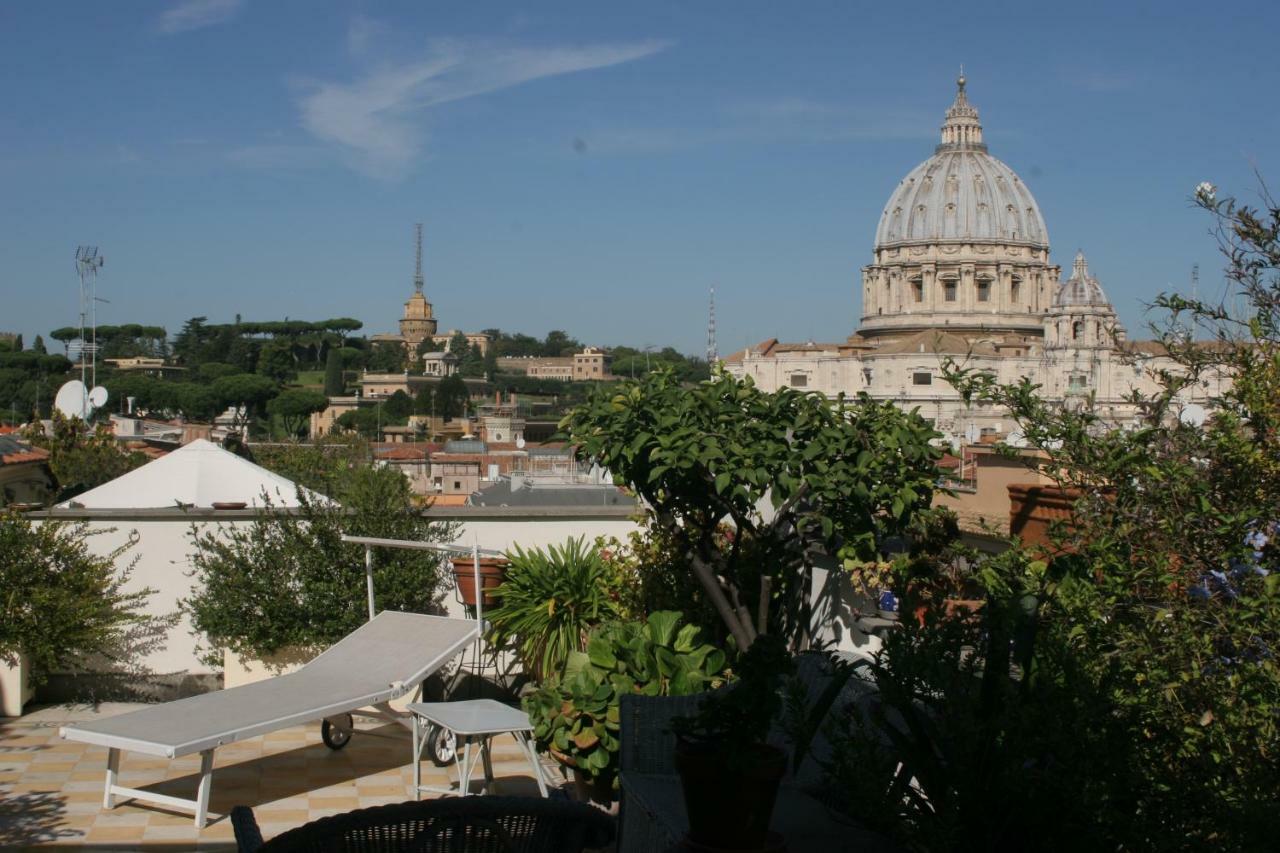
(75, 246, 104, 388)
(706, 285, 718, 367)
(59, 245, 109, 421)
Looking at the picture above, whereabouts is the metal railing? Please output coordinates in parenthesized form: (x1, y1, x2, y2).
(340, 535, 504, 623)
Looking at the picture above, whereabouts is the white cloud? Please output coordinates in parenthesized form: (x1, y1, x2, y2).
(347, 14, 389, 57)
(157, 0, 243, 35)
(298, 37, 670, 180)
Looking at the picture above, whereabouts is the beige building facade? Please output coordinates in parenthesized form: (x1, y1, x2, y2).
(497, 347, 613, 381)
(726, 76, 1222, 443)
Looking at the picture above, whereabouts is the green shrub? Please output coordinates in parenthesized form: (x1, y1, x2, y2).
(185, 465, 457, 664)
(486, 537, 626, 681)
(561, 369, 941, 651)
(0, 513, 164, 682)
(524, 611, 726, 785)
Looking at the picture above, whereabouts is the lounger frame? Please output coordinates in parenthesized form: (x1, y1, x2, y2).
(60, 538, 503, 829)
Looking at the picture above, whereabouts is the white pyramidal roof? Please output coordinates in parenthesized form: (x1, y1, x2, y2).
(62, 438, 330, 509)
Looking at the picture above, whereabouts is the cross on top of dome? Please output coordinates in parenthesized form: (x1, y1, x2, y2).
(939, 69, 985, 152)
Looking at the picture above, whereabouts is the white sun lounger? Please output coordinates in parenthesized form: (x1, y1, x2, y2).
(60, 610, 480, 828)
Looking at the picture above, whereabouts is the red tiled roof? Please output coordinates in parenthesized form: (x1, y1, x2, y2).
(375, 445, 430, 461)
(0, 439, 49, 466)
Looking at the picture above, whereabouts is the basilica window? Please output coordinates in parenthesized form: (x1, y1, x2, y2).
(912, 371, 933, 386)
(1072, 320, 1084, 341)
(1010, 279, 1020, 303)
(862, 368, 873, 385)
(944, 280, 957, 302)
(977, 280, 991, 302)
(911, 280, 924, 303)
(790, 373, 808, 388)
(1068, 374, 1088, 392)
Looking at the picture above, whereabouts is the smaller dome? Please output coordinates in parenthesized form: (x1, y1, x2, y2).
(1054, 251, 1110, 307)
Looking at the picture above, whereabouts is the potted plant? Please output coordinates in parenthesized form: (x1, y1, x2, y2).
(448, 553, 508, 608)
(0, 513, 162, 715)
(523, 611, 726, 807)
(485, 537, 626, 682)
(186, 467, 455, 690)
(670, 634, 796, 851)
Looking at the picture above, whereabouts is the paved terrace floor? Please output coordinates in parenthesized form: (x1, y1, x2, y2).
(1, 703, 564, 851)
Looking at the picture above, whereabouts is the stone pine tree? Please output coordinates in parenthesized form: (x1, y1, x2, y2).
(323, 349, 344, 396)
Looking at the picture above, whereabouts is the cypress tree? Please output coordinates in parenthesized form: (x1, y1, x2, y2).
(323, 349, 344, 396)
(32, 335, 46, 354)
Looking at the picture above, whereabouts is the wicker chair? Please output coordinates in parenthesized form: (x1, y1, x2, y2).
(231, 796, 616, 853)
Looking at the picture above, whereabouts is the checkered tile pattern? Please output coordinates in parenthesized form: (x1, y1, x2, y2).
(0, 703, 566, 850)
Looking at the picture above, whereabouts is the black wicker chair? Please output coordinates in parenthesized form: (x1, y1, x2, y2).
(231, 796, 616, 853)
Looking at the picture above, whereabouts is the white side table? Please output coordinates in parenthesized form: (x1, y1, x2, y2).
(408, 699, 549, 799)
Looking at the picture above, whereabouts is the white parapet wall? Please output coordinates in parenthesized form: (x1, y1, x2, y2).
(30, 503, 904, 692)
(31, 505, 643, 682)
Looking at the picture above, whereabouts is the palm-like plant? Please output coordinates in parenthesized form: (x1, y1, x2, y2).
(486, 537, 622, 681)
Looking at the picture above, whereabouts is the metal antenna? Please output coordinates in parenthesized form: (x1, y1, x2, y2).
(1191, 262, 1199, 304)
(75, 246, 104, 389)
(706, 285, 718, 367)
(413, 223, 424, 293)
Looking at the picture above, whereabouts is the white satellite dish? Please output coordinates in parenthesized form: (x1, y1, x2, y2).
(54, 380, 89, 420)
(516, 437, 526, 449)
(1179, 403, 1207, 428)
(88, 386, 108, 409)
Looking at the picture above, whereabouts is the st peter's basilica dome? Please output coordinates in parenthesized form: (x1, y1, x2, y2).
(874, 75, 1048, 250)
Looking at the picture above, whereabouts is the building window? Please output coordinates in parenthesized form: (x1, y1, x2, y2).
(862, 368, 873, 385)
(1072, 320, 1084, 340)
(944, 280, 957, 302)
(912, 372, 932, 386)
(911, 280, 923, 303)
(453, 481, 462, 490)
(1010, 280, 1020, 302)
(977, 280, 991, 302)
(1068, 374, 1087, 391)
(790, 373, 808, 388)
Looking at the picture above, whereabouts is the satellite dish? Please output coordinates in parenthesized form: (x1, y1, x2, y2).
(88, 386, 108, 408)
(1006, 431, 1026, 448)
(54, 380, 89, 420)
(516, 437, 526, 449)
(1179, 403, 1207, 428)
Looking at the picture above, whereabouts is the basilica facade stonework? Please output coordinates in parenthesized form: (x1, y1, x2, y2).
(725, 76, 1219, 444)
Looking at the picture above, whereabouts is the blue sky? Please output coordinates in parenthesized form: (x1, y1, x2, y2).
(2, 1, 1277, 356)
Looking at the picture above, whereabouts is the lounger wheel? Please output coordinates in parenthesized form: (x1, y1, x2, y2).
(424, 723, 457, 767)
(321, 714, 354, 750)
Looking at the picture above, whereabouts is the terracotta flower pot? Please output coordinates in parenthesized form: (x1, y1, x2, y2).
(449, 556, 508, 607)
(674, 738, 786, 850)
